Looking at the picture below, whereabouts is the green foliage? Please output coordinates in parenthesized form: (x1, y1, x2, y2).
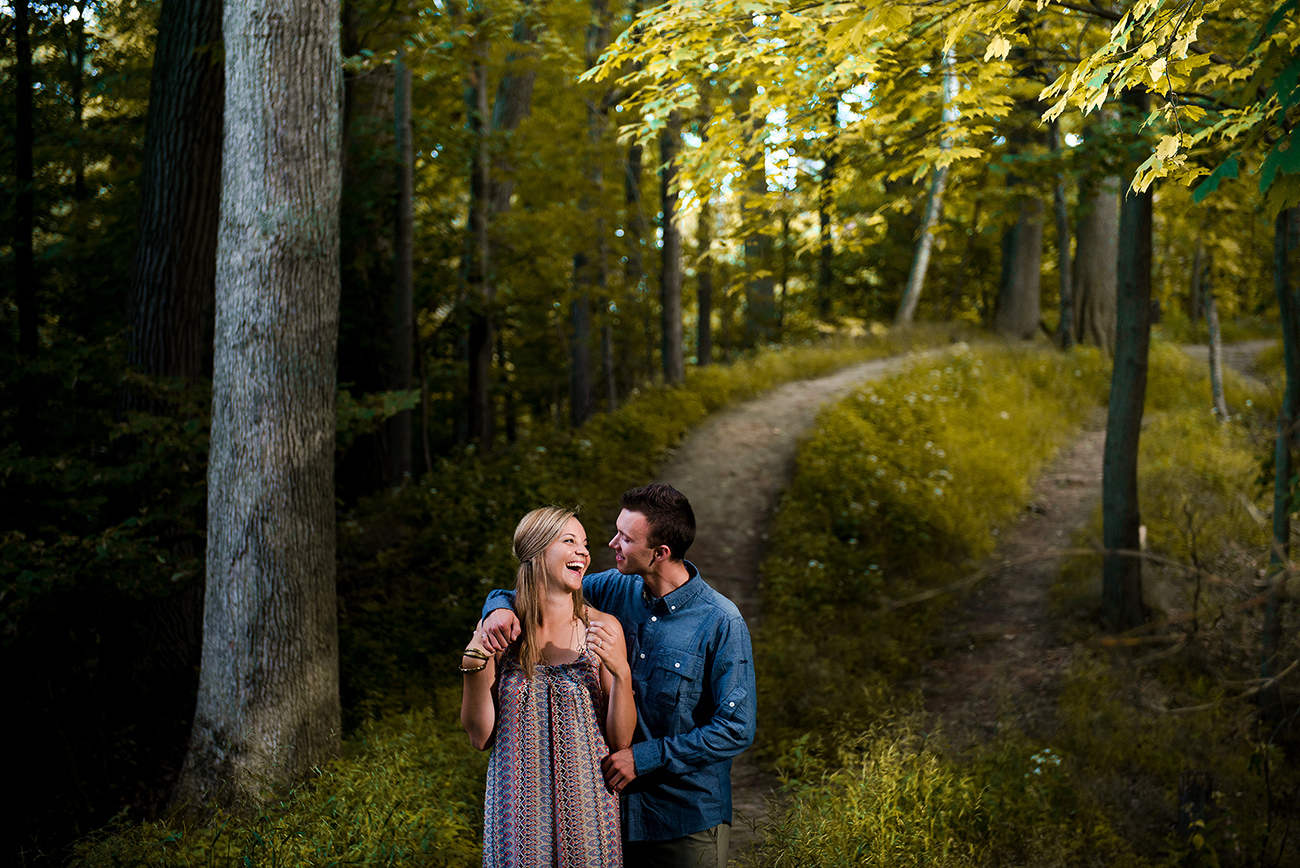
(71, 703, 487, 868)
(337, 328, 961, 725)
(755, 341, 1291, 866)
(756, 344, 1112, 747)
(753, 712, 1141, 868)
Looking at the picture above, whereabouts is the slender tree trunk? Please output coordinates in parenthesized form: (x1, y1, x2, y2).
(1190, 242, 1205, 326)
(571, 0, 611, 425)
(128, 0, 225, 384)
(660, 114, 685, 384)
(738, 84, 775, 346)
(896, 50, 956, 326)
(1051, 122, 1073, 349)
(697, 193, 714, 366)
(1073, 176, 1120, 352)
(389, 55, 414, 481)
(174, 0, 342, 814)
(1203, 259, 1229, 422)
(817, 102, 838, 321)
(602, 307, 617, 411)
(466, 22, 493, 448)
(1101, 100, 1153, 632)
(1263, 207, 1300, 719)
(70, 3, 88, 202)
(14, 0, 38, 455)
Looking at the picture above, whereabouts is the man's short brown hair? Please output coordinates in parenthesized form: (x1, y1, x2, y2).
(620, 483, 696, 561)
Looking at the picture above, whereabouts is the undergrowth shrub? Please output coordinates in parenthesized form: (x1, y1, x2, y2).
(73, 704, 487, 867)
(752, 708, 1141, 868)
(757, 344, 1111, 747)
(754, 339, 1292, 867)
(337, 325, 967, 725)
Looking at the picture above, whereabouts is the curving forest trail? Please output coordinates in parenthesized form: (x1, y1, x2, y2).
(634, 339, 1273, 864)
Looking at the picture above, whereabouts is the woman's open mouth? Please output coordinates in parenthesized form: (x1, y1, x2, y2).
(566, 561, 585, 577)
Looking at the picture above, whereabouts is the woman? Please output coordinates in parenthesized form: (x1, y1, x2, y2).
(461, 507, 635, 868)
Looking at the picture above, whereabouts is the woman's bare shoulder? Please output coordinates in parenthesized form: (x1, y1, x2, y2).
(586, 606, 624, 634)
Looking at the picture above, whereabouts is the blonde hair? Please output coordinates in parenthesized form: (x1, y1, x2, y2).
(512, 507, 587, 676)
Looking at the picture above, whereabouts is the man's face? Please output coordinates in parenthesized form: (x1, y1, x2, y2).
(608, 509, 659, 575)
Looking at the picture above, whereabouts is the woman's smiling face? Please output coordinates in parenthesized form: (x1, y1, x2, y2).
(544, 516, 589, 591)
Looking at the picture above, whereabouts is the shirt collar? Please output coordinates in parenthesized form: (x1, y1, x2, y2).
(641, 560, 704, 609)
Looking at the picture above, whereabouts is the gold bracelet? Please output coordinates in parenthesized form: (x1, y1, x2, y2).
(460, 647, 490, 673)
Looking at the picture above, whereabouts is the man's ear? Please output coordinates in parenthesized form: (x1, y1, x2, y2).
(652, 544, 672, 562)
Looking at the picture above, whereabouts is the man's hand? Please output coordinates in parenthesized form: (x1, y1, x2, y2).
(480, 608, 521, 653)
(601, 747, 637, 794)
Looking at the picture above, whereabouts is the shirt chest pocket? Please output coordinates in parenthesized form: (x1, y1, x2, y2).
(648, 648, 705, 716)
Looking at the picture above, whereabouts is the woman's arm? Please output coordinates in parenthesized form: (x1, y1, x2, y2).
(460, 620, 498, 751)
(587, 613, 635, 751)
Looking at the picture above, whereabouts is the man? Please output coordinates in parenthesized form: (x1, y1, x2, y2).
(479, 483, 756, 868)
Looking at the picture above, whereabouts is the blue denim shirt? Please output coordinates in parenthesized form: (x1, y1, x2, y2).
(483, 562, 756, 842)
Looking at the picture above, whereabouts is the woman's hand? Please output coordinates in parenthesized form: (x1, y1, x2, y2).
(586, 619, 629, 679)
(589, 614, 635, 751)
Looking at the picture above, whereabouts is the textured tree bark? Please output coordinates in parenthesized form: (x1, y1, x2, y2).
(660, 114, 685, 385)
(737, 83, 775, 347)
(174, 0, 342, 815)
(128, 0, 225, 383)
(994, 196, 1045, 339)
(1263, 207, 1300, 720)
(1072, 176, 1120, 352)
(697, 193, 714, 366)
(389, 56, 414, 481)
(14, 0, 38, 455)
(1101, 172, 1153, 633)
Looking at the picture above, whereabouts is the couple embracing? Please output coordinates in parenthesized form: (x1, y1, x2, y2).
(460, 483, 757, 868)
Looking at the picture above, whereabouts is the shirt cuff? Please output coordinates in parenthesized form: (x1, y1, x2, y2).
(631, 739, 664, 776)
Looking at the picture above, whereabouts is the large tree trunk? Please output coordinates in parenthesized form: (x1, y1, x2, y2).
(994, 196, 1045, 338)
(1263, 207, 1300, 719)
(1072, 176, 1120, 352)
(660, 114, 685, 384)
(14, 0, 38, 455)
(389, 56, 414, 481)
(174, 0, 342, 815)
(1101, 171, 1153, 633)
(128, 0, 224, 383)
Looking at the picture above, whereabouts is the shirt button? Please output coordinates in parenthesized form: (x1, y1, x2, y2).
(639, 653, 646, 659)
(651, 616, 657, 622)
(670, 605, 675, 610)
(674, 662, 680, 668)
(729, 701, 735, 707)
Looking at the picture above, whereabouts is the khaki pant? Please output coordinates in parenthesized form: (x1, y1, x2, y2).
(624, 824, 730, 868)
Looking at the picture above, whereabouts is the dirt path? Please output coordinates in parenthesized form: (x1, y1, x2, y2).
(632, 339, 1271, 863)
(648, 352, 937, 859)
(910, 413, 1106, 746)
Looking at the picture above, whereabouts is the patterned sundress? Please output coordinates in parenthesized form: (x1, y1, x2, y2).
(483, 647, 622, 868)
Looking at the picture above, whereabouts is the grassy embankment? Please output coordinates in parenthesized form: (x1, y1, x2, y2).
(751, 340, 1293, 867)
(70, 325, 967, 867)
